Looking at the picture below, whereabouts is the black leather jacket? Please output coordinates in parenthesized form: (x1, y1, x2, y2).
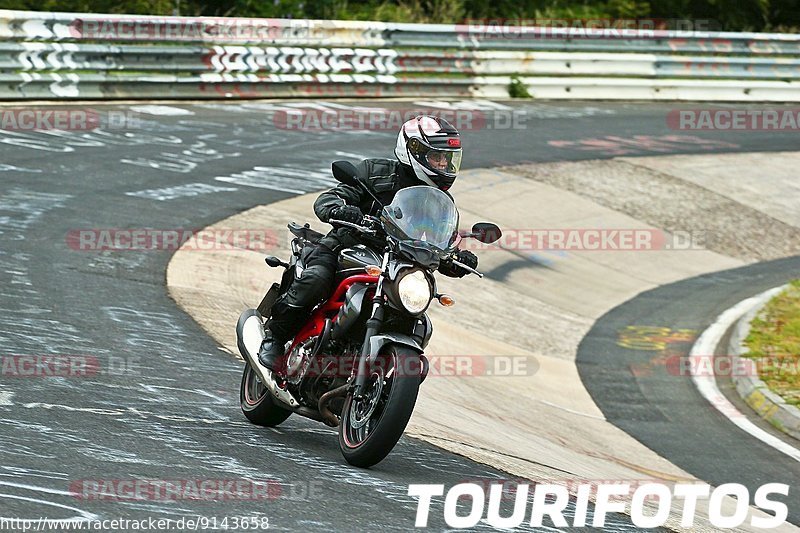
(314, 158, 466, 277)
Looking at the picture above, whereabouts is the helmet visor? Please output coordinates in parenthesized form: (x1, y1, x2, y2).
(425, 149, 462, 175)
(408, 138, 462, 178)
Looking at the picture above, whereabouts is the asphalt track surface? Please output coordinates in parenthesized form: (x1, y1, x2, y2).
(577, 256, 800, 526)
(0, 100, 797, 530)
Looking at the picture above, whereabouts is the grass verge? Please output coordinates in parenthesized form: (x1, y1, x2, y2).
(744, 280, 800, 406)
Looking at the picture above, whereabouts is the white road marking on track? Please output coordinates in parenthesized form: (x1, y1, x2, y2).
(20, 402, 234, 424)
(126, 182, 238, 201)
(0, 481, 99, 522)
(334, 151, 369, 159)
(412, 100, 512, 110)
(139, 384, 230, 405)
(22, 403, 126, 415)
(130, 105, 194, 116)
(690, 286, 800, 463)
(215, 166, 336, 194)
(0, 392, 14, 406)
(0, 164, 41, 173)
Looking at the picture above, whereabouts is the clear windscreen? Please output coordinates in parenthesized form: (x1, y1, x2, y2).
(381, 186, 460, 252)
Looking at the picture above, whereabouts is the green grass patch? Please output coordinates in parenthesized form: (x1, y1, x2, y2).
(744, 279, 800, 406)
(508, 76, 531, 98)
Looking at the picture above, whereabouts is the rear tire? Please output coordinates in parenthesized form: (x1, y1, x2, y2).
(338, 345, 420, 468)
(240, 362, 292, 427)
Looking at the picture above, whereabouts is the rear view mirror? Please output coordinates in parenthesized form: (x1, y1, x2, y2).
(471, 222, 502, 244)
(331, 161, 359, 187)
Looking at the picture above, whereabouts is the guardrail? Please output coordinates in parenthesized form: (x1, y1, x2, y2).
(2, 9, 800, 100)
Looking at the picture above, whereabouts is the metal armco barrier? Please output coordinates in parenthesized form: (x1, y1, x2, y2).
(2, 9, 800, 100)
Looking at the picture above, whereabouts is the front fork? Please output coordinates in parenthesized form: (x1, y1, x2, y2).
(353, 250, 390, 398)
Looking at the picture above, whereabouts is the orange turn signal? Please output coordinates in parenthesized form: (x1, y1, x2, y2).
(365, 265, 382, 276)
(437, 294, 455, 307)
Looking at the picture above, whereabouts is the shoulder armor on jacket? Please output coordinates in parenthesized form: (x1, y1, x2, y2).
(361, 158, 400, 193)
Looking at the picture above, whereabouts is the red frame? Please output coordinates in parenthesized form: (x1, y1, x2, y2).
(288, 274, 379, 352)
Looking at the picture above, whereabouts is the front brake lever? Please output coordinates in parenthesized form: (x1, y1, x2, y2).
(451, 258, 484, 278)
(328, 218, 377, 235)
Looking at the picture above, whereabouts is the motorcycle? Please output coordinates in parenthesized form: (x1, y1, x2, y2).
(236, 160, 502, 468)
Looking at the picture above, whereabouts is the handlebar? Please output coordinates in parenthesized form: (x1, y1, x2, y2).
(328, 218, 378, 235)
(330, 217, 483, 278)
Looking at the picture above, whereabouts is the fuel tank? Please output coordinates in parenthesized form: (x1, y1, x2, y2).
(338, 245, 381, 271)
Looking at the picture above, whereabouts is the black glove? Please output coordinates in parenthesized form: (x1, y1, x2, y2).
(455, 250, 478, 270)
(330, 205, 363, 224)
(440, 250, 478, 278)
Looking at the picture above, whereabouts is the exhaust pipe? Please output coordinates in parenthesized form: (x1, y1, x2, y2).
(236, 309, 301, 410)
(318, 383, 348, 427)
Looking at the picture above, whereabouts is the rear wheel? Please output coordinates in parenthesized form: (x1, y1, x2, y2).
(240, 362, 292, 427)
(338, 345, 420, 468)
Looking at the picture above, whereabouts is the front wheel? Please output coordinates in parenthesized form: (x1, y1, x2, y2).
(240, 362, 292, 427)
(338, 345, 421, 468)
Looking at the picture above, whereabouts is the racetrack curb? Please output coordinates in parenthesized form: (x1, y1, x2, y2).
(729, 285, 800, 441)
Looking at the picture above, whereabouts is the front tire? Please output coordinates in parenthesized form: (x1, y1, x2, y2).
(240, 362, 292, 427)
(338, 345, 421, 468)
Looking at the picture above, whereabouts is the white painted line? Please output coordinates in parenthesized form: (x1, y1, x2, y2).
(0, 480, 99, 523)
(125, 182, 238, 201)
(334, 151, 369, 159)
(129, 105, 194, 116)
(0, 392, 13, 406)
(690, 286, 800, 463)
(215, 166, 336, 194)
(412, 99, 513, 110)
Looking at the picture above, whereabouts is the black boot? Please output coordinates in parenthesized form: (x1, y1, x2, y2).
(261, 300, 310, 372)
(258, 328, 286, 372)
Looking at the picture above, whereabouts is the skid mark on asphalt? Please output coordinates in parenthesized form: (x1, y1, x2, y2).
(83, 252, 149, 275)
(0, 190, 93, 354)
(121, 140, 241, 174)
(0, 189, 72, 230)
(0, 128, 183, 153)
(0, 480, 98, 521)
(548, 134, 739, 156)
(126, 183, 239, 201)
(215, 166, 336, 194)
(0, 163, 41, 173)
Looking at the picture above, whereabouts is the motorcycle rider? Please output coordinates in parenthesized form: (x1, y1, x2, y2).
(258, 115, 479, 371)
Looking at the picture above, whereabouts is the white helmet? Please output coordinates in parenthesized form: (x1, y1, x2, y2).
(394, 115, 462, 191)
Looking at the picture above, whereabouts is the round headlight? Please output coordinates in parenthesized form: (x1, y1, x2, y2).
(397, 270, 432, 314)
